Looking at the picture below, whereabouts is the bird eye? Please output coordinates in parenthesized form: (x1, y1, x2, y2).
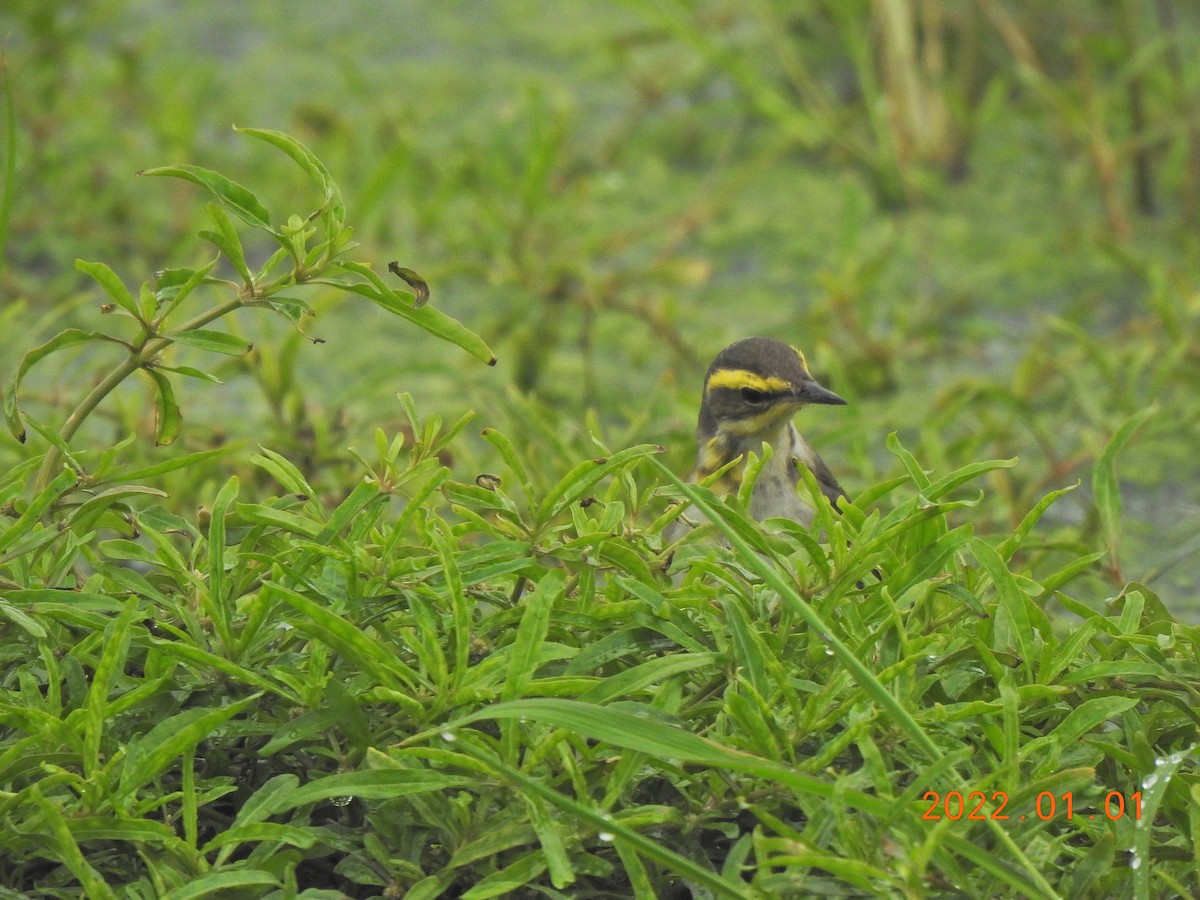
(740, 387, 766, 404)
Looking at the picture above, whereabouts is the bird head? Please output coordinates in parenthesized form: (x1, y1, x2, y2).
(697, 337, 846, 442)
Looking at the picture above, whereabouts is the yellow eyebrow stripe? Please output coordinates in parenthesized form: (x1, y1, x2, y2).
(705, 369, 791, 394)
(790, 345, 811, 375)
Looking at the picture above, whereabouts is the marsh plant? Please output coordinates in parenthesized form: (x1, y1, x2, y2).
(0, 130, 1196, 898)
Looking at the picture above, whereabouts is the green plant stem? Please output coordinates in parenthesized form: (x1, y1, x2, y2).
(34, 295, 250, 492)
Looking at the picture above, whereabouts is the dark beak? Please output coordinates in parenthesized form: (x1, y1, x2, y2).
(797, 380, 847, 406)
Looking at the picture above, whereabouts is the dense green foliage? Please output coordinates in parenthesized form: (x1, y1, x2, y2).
(2, 2, 1199, 897)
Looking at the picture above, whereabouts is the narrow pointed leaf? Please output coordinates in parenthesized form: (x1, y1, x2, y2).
(166, 329, 253, 355)
(503, 569, 565, 702)
(263, 768, 471, 812)
(139, 164, 272, 231)
(1093, 406, 1157, 573)
(143, 368, 181, 446)
(237, 126, 345, 221)
(5, 329, 126, 442)
(202, 203, 252, 282)
(117, 696, 260, 799)
(317, 263, 496, 365)
(970, 537, 1036, 675)
(76, 259, 139, 319)
(153, 364, 222, 383)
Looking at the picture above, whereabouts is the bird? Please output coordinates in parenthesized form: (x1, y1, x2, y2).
(674, 336, 848, 531)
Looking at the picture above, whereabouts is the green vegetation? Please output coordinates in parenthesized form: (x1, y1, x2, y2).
(1, 2, 1198, 897)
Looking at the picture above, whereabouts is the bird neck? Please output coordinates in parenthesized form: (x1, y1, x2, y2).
(695, 420, 796, 490)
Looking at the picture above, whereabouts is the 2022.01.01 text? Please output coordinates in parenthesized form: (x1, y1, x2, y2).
(921, 790, 1142, 822)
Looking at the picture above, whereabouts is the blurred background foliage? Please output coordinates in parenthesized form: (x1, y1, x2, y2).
(2, 0, 1199, 617)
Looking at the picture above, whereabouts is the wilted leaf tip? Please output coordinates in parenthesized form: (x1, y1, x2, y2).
(387, 262, 430, 307)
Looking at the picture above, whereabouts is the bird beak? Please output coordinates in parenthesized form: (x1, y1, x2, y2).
(796, 380, 847, 406)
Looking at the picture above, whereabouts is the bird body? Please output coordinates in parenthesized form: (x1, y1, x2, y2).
(680, 337, 847, 529)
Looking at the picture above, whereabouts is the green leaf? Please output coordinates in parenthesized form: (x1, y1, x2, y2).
(577, 652, 720, 705)
(264, 768, 472, 812)
(148, 638, 298, 700)
(205, 475, 239, 646)
(886, 432, 932, 490)
(82, 598, 139, 775)
(154, 256, 220, 307)
(160, 871, 279, 899)
(324, 678, 373, 755)
(234, 502, 322, 538)
(888, 523, 974, 600)
(259, 708, 339, 756)
(431, 520, 471, 689)
(76, 259, 139, 319)
(152, 364, 222, 383)
(230, 775, 300, 828)
(481, 427, 533, 497)
(101, 537, 160, 566)
(1039, 621, 1098, 684)
(937, 833, 1052, 899)
(200, 822, 322, 855)
(139, 281, 158, 322)
(68, 484, 168, 534)
(1057, 661, 1164, 685)
(522, 792, 574, 890)
(1037, 548, 1106, 596)
(969, 537, 1036, 676)
(997, 482, 1080, 562)
(460, 851, 547, 900)
(4, 329, 126, 442)
(316, 264, 496, 366)
(8, 589, 127, 610)
(167, 328, 253, 355)
(1093, 405, 1157, 574)
(117, 696, 260, 799)
(1067, 831, 1115, 899)
(448, 723, 789, 900)
(64, 817, 182, 846)
(22, 413, 87, 473)
(263, 295, 314, 324)
(139, 164, 273, 231)
(29, 787, 118, 900)
(93, 446, 233, 486)
(615, 840, 657, 899)
(922, 457, 1017, 501)
(0, 599, 48, 638)
(200, 203, 252, 283)
(536, 444, 663, 525)
(143, 367, 182, 446)
(249, 446, 317, 496)
(1132, 745, 1196, 898)
(236, 126, 345, 221)
(0, 468, 78, 555)
(267, 581, 424, 691)
(336, 257, 392, 294)
(1020, 696, 1139, 759)
(455, 699, 887, 811)
(315, 478, 385, 543)
(502, 569, 565, 702)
